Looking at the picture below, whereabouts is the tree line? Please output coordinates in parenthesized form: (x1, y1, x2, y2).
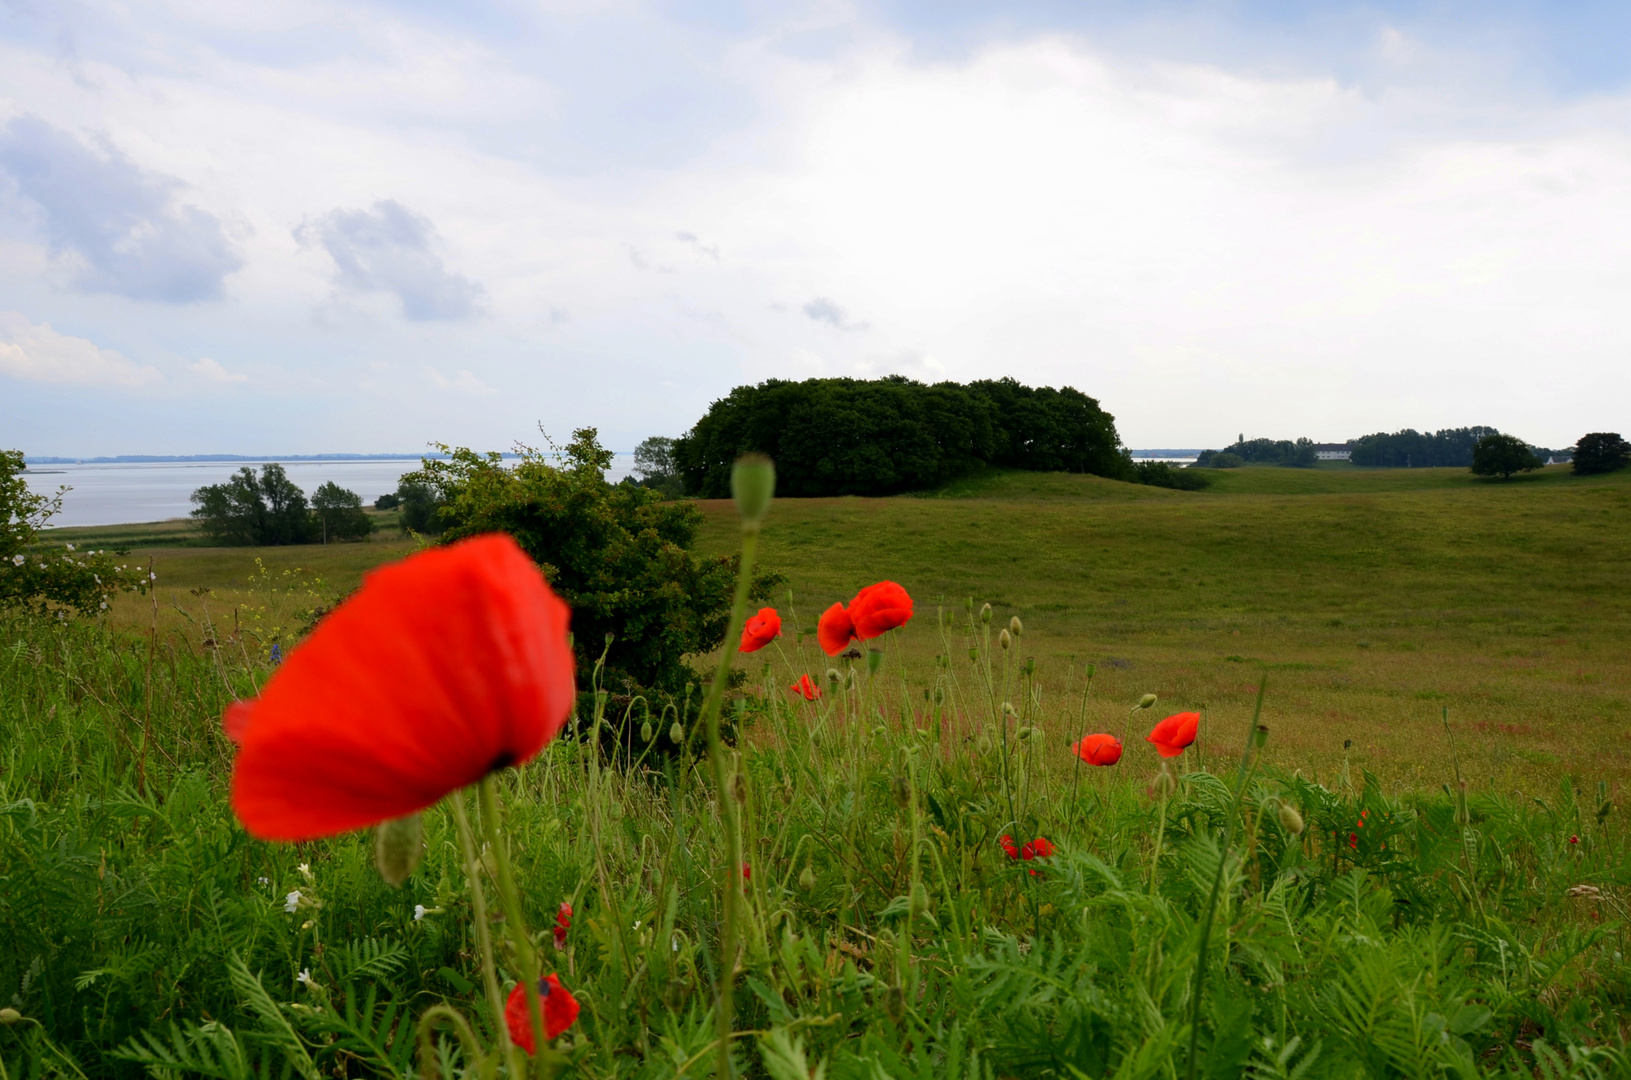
(190, 465, 373, 545)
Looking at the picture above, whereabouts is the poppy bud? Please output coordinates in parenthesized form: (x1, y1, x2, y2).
(892, 775, 911, 809)
(965, 596, 974, 613)
(1024, 657, 1035, 676)
(730, 453, 776, 529)
(980, 603, 992, 624)
(1009, 616, 1023, 635)
(604, 632, 614, 647)
(1002, 701, 1017, 717)
(730, 771, 747, 804)
(1148, 764, 1175, 801)
(1278, 801, 1305, 836)
(968, 647, 978, 661)
(669, 721, 684, 743)
(1254, 724, 1269, 747)
(826, 668, 841, 684)
(910, 881, 929, 917)
(884, 985, 905, 1023)
(0, 1008, 20, 1024)
(799, 865, 816, 891)
(933, 686, 945, 705)
(999, 629, 1011, 650)
(641, 721, 654, 743)
(1136, 693, 1157, 710)
(845, 671, 856, 691)
(1017, 726, 1034, 741)
(867, 649, 884, 677)
(374, 812, 423, 887)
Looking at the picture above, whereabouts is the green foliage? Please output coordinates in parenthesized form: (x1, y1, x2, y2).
(1, 604, 1628, 1079)
(1572, 432, 1630, 476)
(1350, 427, 1502, 468)
(310, 482, 373, 542)
(1471, 434, 1546, 480)
(632, 436, 685, 499)
(0, 449, 149, 616)
(372, 491, 401, 510)
(392, 479, 446, 535)
(1207, 451, 1245, 469)
(190, 465, 319, 545)
(674, 376, 1126, 497)
(1133, 460, 1211, 490)
(1198, 438, 1317, 468)
(402, 428, 779, 692)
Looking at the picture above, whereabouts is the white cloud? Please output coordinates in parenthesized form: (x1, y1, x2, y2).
(0, 311, 162, 387)
(190, 356, 247, 383)
(424, 365, 496, 396)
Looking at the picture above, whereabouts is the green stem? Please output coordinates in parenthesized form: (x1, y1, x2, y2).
(1068, 664, 1098, 824)
(699, 527, 761, 1080)
(450, 793, 515, 1073)
(1185, 677, 1269, 1080)
(416, 1003, 489, 1080)
(477, 776, 549, 1080)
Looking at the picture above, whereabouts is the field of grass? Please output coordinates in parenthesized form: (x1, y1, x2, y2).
(6, 460, 1631, 1079)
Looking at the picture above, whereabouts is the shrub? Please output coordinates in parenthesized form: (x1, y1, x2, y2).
(1207, 452, 1245, 469)
(1, 449, 149, 615)
(372, 491, 401, 510)
(401, 428, 780, 692)
(674, 376, 1125, 497)
(1470, 434, 1545, 480)
(190, 464, 318, 545)
(1571, 432, 1630, 476)
(311, 481, 373, 541)
(1133, 460, 1210, 490)
(393, 479, 447, 534)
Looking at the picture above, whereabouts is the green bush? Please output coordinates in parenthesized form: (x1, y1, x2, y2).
(401, 428, 780, 693)
(311, 482, 373, 542)
(392, 480, 446, 535)
(1, 449, 150, 615)
(1132, 460, 1211, 490)
(674, 376, 1126, 497)
(1207, 452, 1245, 469)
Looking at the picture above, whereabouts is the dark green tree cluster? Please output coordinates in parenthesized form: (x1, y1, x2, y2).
(630, 435, 684, 498)
(1196, 436, 1317, 468)
(190, 465, 373, 545)
(402, 428, 779, 693)
(673, 376, 1127, 497)
(1, 449, 149, 615)
(1470, 434, 1546, 480)
(1571, 432, 1630, 475)
(1348, 427, 1500, 468)
(1131, 460, 1210, 490)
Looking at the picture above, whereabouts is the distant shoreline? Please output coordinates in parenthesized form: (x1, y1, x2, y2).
(22, 453, 482, 465)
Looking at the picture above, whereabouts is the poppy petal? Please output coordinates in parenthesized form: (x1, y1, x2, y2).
(229, 534, 575, 841)
(817, 603, 855, 656)
(849, 581, 913, 640)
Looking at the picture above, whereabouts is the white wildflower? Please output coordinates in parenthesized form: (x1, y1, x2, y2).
(257, 877, 270, 886)
(11, 555, 22, 566)
(414, 904, 427, 921)
(297, 969, 315, 989)
(297, 863, 314, 883)
(284, 890, 302, 913)
(65, 543, 74, 551)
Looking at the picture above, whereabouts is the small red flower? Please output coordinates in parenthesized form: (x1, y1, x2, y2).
(787, 674, 821, 701)
(848, 581, 913, 640)
(999, 835, 1020, 859)
(225, 535, 575, 841)
(1569, 835, 1580, 845)
(739, 607, 781, 653)
(1021, 837, 1054, 860)
(742, 862, 751, 881)
(1348, 832, 1359, 849)
(817, 603, 855, 656)
(1146, 712, 1200, 758)
(552, 902, 572, 951)
(505, 975, 579, 1051)
(1073, 733, 1123, 766)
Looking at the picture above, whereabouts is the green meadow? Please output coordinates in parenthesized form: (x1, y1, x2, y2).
(9, 462, 1627, 1079)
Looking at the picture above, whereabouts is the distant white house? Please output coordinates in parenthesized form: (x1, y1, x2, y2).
(1314, 443, 1351, 461)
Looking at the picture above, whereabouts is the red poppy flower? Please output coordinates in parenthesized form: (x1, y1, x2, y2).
(739, 607, 781, 653)
(817, 603, 855, 656)
(1146, 712, 1200, 758)
(742, 862, 752, 881)
(849, 581, 913, 640)
(225, 534, 575, 841)
(505, 974, 579, 1051)
(1021, 837, 1055, 860)
(999, 835, 1020, 859)
(1073, 733, 1123, 766)
(1569, 835, 1580, 845)
(552, 902, 572, 950)
(787, 673, 822, 701)
(1348, 832, 1358, 849)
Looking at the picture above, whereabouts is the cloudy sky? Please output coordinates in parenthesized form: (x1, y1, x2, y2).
(2, 0, 1628, 455)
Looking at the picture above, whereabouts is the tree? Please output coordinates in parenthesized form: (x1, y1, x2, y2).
(401, 428, 780, 693)
(394, 480, 446, 535)
(311, 482, 373, 542)
(632, 436, 684, 498)
(1572, 433, 1631, 476)
(1470, 434, 1544, 480)
(2, 449, 148, 615)
(190, 464, 318, 545)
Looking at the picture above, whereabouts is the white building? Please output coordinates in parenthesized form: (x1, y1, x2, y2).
(1314, 443, 1351, 461)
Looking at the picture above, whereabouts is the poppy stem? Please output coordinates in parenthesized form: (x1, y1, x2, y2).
(1184, 677, 1269, 1080)
(699, 527, 761, 1080)
(1069, 664, 1098, 826)
(449, 792, 517, 1076)
(476, 776, 551, 1080)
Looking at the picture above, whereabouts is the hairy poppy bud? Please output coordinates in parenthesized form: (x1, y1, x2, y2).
(1136, 693, 1157, 710)
(1002, 701, 1017, 717)
(826, 668, 841, 684)
(669, 721, 684, 743)
(867, 649, 885, 677)
(374, 813, 423, 887)
(910, 881, 929, 917)
(1017, 726, 1034, 741)
(884, 984, 905, 1023)
(730, 453, 776, 529)
(1148, 764, 1176, 801)
(0, 1008, 20, 1024)
(892, 775, 911, 809)
(1009, 616, 1023, 635)
(799, 866, 816, 891)
(980, 603, 992, 624)
(999, 629, 1011, 650)
(933, 686, 945, 705)
(730, 771, 747, 804)
(641, 721, 654, 743)
(1278, 801, 1305, 835)
(965, 596, 974, 613)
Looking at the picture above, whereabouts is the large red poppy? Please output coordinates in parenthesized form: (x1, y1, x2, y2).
(849, 581, 913, 640)
(1073, 733, 1123, 766)
(225, 534, 575, 841)
(505, 974, 580, 1050)
(1146, 712, 1200, 758)
(817, 602, 855, 656)
(739, 607, 781, 653)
